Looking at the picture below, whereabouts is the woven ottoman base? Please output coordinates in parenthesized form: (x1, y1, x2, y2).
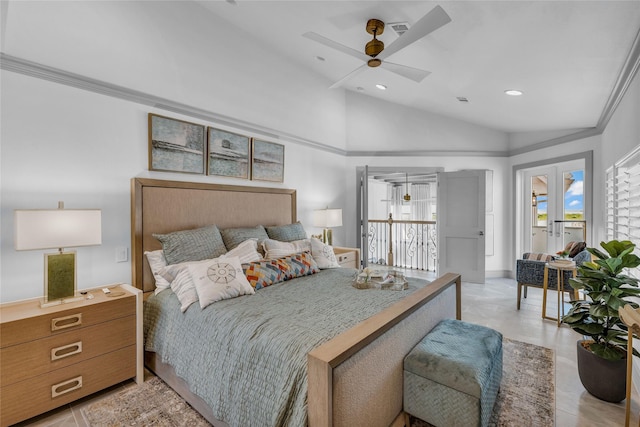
(403, 319, 503, 427)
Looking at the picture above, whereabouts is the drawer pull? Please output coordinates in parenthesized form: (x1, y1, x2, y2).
(51, 313, 82, 331)
(51, 376, 82, 398)
(51, 341, 83, 361)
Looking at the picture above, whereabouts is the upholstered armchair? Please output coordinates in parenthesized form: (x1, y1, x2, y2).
(516, 247, 590, 310)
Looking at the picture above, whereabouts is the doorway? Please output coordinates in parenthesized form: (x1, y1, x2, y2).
(521, 159, 587, 255)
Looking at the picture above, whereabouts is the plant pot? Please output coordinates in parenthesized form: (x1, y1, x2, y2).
(576, 340, 627, 403)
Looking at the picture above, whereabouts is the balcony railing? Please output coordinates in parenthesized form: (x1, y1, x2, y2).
(367, 214, 437, 271)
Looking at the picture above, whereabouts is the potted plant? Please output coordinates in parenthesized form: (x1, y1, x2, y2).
(562, 240, 640, 402)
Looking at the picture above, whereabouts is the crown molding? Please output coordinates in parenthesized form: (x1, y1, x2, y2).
(0, 53, 347, 156)
(3, 42, 639, 160)
(597, 26, 640, 130)
(347, 149, 510, 158)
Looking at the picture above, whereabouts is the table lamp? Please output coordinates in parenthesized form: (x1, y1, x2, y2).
(313, 207, 342, 246)
(15, 202, 102, 307)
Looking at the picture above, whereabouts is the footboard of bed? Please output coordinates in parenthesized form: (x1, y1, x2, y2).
(307, 272, 461, 427)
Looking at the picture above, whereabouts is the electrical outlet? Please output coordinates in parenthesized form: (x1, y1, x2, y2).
(116, 246, 128, 263)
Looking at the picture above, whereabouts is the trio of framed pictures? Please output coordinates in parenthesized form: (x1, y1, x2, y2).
(148, 113, 285, 182)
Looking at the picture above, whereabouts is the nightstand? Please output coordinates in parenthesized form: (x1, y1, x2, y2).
(332, 246, 361, 269)
(0, 284, 143, 427)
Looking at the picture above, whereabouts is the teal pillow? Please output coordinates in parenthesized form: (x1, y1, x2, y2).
(153, 225, 226, 265)
(220, 225, 269, 251)
(265, 222, 307, 242)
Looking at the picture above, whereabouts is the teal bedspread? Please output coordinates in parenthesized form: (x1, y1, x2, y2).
(144, 268, 429, 427)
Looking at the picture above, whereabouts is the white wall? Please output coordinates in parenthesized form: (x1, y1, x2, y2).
(0, 70, 348, 302)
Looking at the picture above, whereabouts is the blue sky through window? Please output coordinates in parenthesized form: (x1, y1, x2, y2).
(535, 170, 584, 216)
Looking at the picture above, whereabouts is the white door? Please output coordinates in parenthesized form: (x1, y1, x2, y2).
(437, 170, 486, 283)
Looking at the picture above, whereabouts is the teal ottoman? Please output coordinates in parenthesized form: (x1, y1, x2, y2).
(403, 319, 503, 427)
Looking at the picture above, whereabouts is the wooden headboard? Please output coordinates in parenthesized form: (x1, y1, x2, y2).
(131, 178, 297, 294)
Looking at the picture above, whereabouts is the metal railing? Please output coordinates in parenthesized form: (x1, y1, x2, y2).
(367, 214, 437, 271)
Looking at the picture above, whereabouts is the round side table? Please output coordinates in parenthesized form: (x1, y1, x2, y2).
(542, 260, 577, 327)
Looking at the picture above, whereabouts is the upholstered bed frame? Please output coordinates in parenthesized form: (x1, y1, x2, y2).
(131, 177, 461, 427)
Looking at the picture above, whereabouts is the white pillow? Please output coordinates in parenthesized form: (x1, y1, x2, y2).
(159, 259, 203, 312)
(145, 250, 171, 294)
(221, 239, 262, 264)
(262, 238, 311, 260)
(188, 256, 255, 309)
(310, 237, 340, 269)
(168, 267, 199, 312)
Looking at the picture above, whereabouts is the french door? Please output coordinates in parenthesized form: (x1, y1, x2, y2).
(523, 159, 586, 255)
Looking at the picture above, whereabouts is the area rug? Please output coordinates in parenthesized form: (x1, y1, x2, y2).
(411, 338, 555, 427)
(82, 338, 554, 426)
(81, 376, 210, 426)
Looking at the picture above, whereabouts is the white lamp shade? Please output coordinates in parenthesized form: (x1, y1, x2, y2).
(313, 208, 343, 228)
(15, 209, 102, 250)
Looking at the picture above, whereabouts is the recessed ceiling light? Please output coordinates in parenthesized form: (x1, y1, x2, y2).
(504, 89, 523, 96)
(315, 56, 325, 62)
(376, 84, 387, 90)
(356, 87, 365, 91)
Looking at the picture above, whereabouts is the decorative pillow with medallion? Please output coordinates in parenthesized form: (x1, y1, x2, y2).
(188, 256, 255, 309)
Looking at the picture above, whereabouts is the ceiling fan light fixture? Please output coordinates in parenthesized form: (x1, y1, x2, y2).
(505, 89, 523, 96)
(368, 58, 382, 67)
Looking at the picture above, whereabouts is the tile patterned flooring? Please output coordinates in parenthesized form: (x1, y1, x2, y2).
(12, 275, 640, 426)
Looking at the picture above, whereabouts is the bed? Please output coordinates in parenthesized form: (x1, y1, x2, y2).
(131, 177, 461, 427)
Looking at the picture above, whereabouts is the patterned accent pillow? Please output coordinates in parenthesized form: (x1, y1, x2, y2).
(265, 222, 307, 242)
(220, 225, 269, 254)
(523, 252, 554, 262)
(310, 237, 340, 269)
(154, 225, 227, 265)
(242, 258, 290, 290)
(283, 252, 320, 279)
(221, 239, 262, 264)
(262, 238, 311, 260)
(189, 256, 255, 309)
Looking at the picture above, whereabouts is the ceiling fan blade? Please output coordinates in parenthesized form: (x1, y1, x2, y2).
(378, 5, 451, 61)
(303, 32, 370, 62)
(329, 64, 367, 89)
(380, 61, 431, 83)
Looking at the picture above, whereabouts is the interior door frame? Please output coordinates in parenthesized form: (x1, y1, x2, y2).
(355, 166, 443, 268)
(513, 151, 593, 263)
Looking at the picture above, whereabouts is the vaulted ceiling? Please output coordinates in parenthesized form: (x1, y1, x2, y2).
(197, 1, 640, 135)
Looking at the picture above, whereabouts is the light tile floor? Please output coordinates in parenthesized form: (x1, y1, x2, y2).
(13, 275, 640, 427)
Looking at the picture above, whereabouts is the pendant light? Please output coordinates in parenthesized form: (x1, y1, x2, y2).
(404, 173, 411, 202)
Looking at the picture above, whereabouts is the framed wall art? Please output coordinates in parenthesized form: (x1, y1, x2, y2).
(207, 127, 250, 179)
(148, 113, 205, 174)
(251, 139, 284, 182)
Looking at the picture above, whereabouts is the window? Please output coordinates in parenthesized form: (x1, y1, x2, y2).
(607, 145, 640, 278)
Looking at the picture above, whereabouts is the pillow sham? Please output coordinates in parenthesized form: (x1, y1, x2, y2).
(242, 258, 290, 290)
(220, 225, 269, 252)
(221, 239, 262, 264)
(310, 237, 340, 269)
(265, 222, 307, 242)
(153, 225, 227, 265)
(144, 250, 171, 294)
(262, 238, 311, 260)
(189, 256, 255, 309)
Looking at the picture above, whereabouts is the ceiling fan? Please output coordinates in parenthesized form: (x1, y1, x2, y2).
(303, 5, 451, 89)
